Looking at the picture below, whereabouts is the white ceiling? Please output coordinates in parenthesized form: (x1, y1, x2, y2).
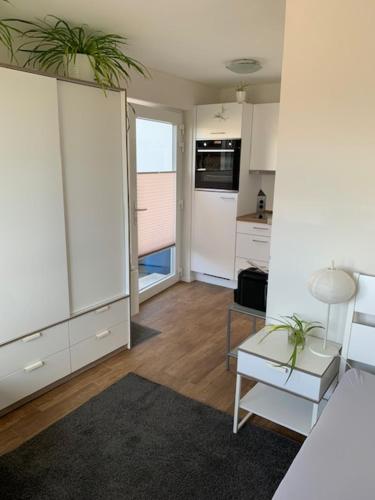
(3, 0, 285, 87)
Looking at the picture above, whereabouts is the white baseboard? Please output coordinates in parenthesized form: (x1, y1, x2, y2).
(192, 272, 237, 289)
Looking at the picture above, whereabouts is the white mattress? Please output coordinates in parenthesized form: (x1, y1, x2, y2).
(273, 368, 375, 500)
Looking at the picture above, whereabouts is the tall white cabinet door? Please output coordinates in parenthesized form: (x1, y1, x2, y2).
(191, 191, 237, 280)
(58, 82, 127, 313)
(249, 103, 280, 171)
(0, 68, 70, 344)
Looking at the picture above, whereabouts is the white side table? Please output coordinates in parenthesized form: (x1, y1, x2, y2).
(233, 328, 340, 435)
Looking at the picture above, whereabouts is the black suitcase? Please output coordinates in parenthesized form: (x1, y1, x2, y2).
(234, 267, 268, 312)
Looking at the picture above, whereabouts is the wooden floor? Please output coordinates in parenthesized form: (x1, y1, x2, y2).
(0, 281, 304, 455)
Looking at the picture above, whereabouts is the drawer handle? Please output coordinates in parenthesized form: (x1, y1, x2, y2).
(252, 239, 268, 244)
(22, 332, 42, 343)
(253, 226, 269, 230)
(95, 305, 110, 314)
(24, 360, 44, 373)
(96, 329, 111, 339)
(267, 362, 289, 374)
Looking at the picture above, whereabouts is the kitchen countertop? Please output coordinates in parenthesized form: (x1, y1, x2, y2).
(236, 212, 272, 225)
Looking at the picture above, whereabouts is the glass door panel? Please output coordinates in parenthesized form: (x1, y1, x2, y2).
(135, 118, 177, 292)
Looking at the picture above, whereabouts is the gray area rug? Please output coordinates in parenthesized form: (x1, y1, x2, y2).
(131, 321, 161, 347)
(0, 373, 300, 500)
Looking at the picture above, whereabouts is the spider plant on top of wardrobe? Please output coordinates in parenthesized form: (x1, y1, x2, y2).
(16, 16, 149, 89)
(0, 0, 19, 59)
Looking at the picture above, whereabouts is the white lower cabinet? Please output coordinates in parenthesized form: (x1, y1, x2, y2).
(236, 233, 270, 262)
(0, 323, 69, 380)
(69, 298, 129, 345)
(191, 191, 237, 280)
(235, 221, 271, 275)
(70, 321, 129, 372)
(0, 297, 130, 413)
(0, 349, 71, 411)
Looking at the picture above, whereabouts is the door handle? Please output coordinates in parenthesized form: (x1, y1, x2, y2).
(22, 332, 42, 343)
(196, 168, 206, 171)
(96, 329, 111, 339)
(24, 360, 44, 373)
(135, 208, 148, 212)
(266, 362, 288, 374)
(252, 239, 268, 243)
(95, 305, 110, 314)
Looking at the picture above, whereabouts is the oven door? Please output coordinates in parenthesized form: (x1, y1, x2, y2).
(195, 141, 241, 191)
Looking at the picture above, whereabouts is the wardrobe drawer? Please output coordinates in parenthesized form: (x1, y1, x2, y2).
(235, 257, 269, 276)
(0, 349, 71, 411)
(0, 323, 69, 379)
(236, 233, 270, 261)
(69, 298, 129, 346)
(238, 350, 322, 401)
(237, 221, 271, 237)
(70, 321, 130, 372)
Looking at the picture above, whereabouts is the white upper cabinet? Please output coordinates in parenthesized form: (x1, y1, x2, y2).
(191, 191, 237, 280)
(58, 82, 127, 314)
(196, 103, 243, 139)
(249, 103, 280, 171)
(0, 68, 70, 344)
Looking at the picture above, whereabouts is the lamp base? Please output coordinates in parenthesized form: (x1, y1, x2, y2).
(309, 340, 340, 358)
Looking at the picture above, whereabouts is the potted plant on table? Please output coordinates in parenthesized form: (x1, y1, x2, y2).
(16, 16, 148, 89)
(262, 314, 323, 381)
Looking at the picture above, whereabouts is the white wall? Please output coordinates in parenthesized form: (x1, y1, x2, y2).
(127, 67, 221, 110)
(219, 82, 280, 104)
(267, 0, 375, 343)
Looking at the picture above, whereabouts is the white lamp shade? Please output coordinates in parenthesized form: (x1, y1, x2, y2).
(308, 267, 356, 304)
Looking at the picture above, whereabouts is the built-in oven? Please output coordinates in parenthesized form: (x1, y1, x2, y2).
(195, 139, 241, 191)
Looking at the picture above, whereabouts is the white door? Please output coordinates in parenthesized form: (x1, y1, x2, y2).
(0, 68, 70, 343)
(58, 82, 128, 314)
(191, 191, 237, 280)
(128, 104, 183, 312)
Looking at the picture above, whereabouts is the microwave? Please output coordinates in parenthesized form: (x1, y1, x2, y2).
(195, 139, 241, 191)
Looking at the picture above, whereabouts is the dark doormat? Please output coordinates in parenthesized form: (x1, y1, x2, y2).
(131, 321, 161, 347)
(0, 374, 300, 500)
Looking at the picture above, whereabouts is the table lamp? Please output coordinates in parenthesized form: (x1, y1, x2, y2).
(308, 261, 356, 358)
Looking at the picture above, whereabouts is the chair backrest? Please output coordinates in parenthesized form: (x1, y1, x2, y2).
(340, 273, 375, 378)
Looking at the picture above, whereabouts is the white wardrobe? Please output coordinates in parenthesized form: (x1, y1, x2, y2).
(0, 67, 130, 412)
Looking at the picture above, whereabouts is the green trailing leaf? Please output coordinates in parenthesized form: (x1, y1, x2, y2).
(0, 1, 20, 59)
(14, 15, 149, 89)
(261, 314, 323, 381)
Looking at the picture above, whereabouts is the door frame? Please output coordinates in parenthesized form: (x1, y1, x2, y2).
(127, 102, 183, 314)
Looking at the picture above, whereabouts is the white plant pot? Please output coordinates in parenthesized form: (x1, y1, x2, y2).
(236, 90, 247, 103)
(64, 53, 95, 82)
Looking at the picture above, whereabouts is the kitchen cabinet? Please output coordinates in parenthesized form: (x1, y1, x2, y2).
(196, 102, 243, 139)
(249, 103, 279, 171)
(191, 191, 237, 280)
(235, 221, 271, 275)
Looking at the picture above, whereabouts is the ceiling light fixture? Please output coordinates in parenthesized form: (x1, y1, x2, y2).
(225, 58, 262, 74)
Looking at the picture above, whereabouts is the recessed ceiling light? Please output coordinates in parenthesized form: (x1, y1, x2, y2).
(225, 58, 262, 74)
